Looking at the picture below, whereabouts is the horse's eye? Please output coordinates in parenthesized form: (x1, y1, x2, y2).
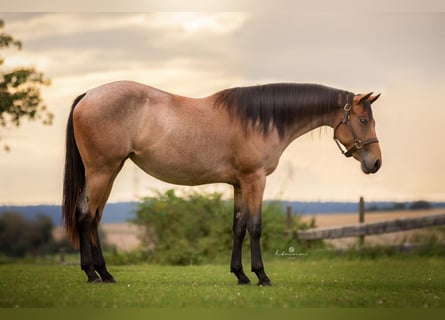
(359, 118, 369, 126)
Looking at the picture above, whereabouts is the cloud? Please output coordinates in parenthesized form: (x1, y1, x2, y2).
(1, 12, 445, 204)
(232, 13, 445, 88)
(7, 13, 443, 90)
(3, 13, 247, 84)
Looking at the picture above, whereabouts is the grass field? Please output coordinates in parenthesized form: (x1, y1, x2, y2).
(0, 256, 444, 308)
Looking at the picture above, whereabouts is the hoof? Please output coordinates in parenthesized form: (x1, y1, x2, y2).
(88, 278, 102, 284)
(236, 274, 251, 285)
(258, 280, 272, 287)
(102, 277, 116, 284)
(238, 279, 251, 285)
(232, 269, 251, 285)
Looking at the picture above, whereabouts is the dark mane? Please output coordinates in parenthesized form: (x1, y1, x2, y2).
(214, 83, 352, 137)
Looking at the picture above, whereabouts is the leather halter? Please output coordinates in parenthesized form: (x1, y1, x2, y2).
(333, 98, 379, 158)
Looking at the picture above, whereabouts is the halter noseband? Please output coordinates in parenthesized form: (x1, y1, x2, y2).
(333, 98, 379, 158)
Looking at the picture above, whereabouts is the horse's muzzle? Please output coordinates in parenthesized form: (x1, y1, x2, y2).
(361, 158, 382, 174)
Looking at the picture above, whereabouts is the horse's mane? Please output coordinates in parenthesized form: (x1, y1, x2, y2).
(214, 83, 352, 138)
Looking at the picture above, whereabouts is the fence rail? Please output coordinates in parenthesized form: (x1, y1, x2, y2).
(296, 213, 445, 241)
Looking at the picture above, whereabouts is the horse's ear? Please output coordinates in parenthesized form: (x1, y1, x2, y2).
(369, 93, 381, 104)
(358, 92, 373, 104)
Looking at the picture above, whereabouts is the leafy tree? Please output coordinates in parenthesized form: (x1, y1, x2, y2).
(132, 189, 319, 265)
(0, 19, 52, 151)
(27, 214, 54, 255)
(410, 200, 432, 210)
(133, 190, 231, 265)
(0, 212, 29, 256)
(0, 212, 56, 257)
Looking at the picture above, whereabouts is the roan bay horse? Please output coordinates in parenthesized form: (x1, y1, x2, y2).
(63, 81, 381, 285)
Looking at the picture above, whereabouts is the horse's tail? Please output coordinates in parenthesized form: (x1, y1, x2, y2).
(62, 93, 87, 248)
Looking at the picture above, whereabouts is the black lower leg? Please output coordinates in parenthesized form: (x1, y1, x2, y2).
(249, 218, 271, 286)
(251, 241, 271, 286)
(230, 202, 250, 285)
(77, 218, 101, 283)
(92, 226, 115, 283)
(231, 244, 250, 284)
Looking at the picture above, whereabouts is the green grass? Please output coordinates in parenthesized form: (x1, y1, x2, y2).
(0, 257, 444, 308)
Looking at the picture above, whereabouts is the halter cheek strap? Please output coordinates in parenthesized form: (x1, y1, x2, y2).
(333, 101, 379, 158)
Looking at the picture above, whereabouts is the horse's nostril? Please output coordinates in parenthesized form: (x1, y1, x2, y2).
(374, 159, 382, 171)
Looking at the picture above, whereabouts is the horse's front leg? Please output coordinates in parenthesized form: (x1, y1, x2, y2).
(247, 212, 271, 286)
(230, 185, 251, 285)
(240, 172, 272, 286)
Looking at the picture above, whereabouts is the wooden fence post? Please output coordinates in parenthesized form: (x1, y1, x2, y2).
(359, 197, 365, 246)
(60, 247, 65, 264)
(286, 206, 292, 236)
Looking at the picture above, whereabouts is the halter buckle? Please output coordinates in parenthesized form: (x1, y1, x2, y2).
(354, 140, 364, 150)
(343, 103, 352, 111)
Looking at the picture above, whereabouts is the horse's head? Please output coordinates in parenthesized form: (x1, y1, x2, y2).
(333, 92, 382, 174)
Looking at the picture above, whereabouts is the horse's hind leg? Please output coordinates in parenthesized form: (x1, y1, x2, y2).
(78, 169, 120, 283)
(76, 188, 101, 283)
(91, 222, 115, 283)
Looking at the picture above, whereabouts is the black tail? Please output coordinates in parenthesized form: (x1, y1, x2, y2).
(62, 93, 87, 248)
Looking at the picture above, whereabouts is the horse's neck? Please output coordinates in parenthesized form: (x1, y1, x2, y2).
(283, 110, 337, 147)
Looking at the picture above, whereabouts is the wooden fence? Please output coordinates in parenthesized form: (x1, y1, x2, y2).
(297, 212, 445, 240)
(295, 197, 445, 241)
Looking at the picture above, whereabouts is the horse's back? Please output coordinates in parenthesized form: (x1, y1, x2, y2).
(82, 81, 172, 115)
(72, 81, 237, 183)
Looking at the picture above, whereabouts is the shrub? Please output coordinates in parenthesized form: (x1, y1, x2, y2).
(132, 189, 319, 265)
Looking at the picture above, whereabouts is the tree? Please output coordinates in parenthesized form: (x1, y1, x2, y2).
(133, 189, 233, 265)
(132, 189, 320, 265)
(0, 212, 56, 257)
(0, 19, 52, 151)
(409, 200, 432, 210)
(0, 212, 29, 256)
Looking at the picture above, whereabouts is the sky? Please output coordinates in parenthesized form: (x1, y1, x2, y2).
(1, 8, 445, 205)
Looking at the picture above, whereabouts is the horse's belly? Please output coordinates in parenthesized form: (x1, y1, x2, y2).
(129, 152, 234, 186)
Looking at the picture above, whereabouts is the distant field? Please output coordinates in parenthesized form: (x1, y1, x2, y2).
(52, 208, 445, 251)
(53, 222, 143, 251)
(0, 257, 444, 308)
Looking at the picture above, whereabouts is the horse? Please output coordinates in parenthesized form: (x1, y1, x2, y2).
(62, 81, 382, 285)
